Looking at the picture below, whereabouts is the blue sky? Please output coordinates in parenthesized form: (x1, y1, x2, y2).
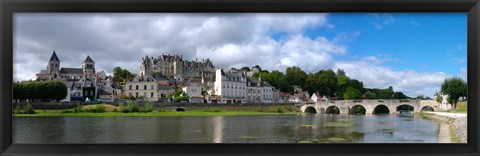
(275, 13, 467, 76)
(14, 13, 467, 97)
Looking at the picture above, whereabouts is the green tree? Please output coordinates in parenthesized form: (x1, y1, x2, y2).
(441, 77, 467, 110)
(13, 81, 67, 102)
(395, 92, 409, 99)
(435, 92, 443, 103)
(302, 69, 339, 97)
(241, 66, 251, 71)
(364, 91, 377, 99)
(173, 88, 184, 97)
(113, 66, 137, 82)
(343, 87, 361, 99)
(317, 69, 338, 97)
(286, 66, 307, 87)
(334, 75, 351, 100)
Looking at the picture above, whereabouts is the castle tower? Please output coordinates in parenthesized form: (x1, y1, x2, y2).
(140, 55, 151, 77)
(47, 51, 61, 80)
(82, 55, 95, 79)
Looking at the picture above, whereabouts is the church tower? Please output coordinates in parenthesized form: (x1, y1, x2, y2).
(82, 55, 95, 79)
(47, 51, 61, 80)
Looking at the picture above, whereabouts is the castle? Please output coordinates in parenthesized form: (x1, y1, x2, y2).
(139, 53, 215, 79)
(36, 51, 96, 81)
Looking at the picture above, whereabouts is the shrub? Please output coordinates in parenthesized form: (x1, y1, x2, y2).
(94, 105, 106, 113)
(174, 96, 189, 103)
(257, 106, 265, 112)
(75, 103, 84, 112)
(127, 101, 140, 112)
(144, 101, 153, 112)
(14, 103, 36, 114)
(14, 105, 22, 114)
(119, 102, 125, 111)
(276, 105, 284, 113)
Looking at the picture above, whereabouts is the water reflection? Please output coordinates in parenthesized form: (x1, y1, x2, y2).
(13, 114, 440, 143)
(212, 116, 224, 143)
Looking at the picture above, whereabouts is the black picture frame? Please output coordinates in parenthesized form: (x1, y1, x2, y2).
(1, 0, 479, 155)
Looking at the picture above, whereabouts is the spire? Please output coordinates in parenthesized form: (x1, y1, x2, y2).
(50, 51, 59, 61)
(83, 55, 95, 63)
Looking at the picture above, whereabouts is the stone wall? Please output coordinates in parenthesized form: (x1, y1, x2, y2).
(13, 102, 296, 109)
(422, 112, 467, 143)
(14, 102, 78, 109)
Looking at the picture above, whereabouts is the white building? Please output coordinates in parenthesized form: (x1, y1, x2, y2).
(435, 92, 453, 110)
(272, 88, 280, 103)
(124, 75, 159, 101)
(246, 77, 262, 103)
(182, 80, 205, 103)
(214, 68, 247, 103)
(311, 92, 323, 102)
(262, 82, 274, 103)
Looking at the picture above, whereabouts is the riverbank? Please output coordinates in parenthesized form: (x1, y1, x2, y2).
(14, 104, 301, 117)
(420, 111, 467, 143)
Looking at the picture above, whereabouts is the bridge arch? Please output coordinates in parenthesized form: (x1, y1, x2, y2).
(304, 106, 318, 113)
(349, 105, 366, 114)
(421, 105, 434, 111)
(325, 105, 340, 114)
(396, 104, 414, 112)
(373, 104, 390, 114)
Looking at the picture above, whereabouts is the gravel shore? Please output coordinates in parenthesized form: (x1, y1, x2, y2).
(422, 112, 467, 143)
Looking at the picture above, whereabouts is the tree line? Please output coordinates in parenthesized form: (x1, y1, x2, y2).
(245, 66, 410, 100)
(13, 80, 68, 102)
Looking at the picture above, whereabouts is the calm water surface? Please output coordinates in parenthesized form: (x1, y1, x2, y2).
(14, 114, 440, 143)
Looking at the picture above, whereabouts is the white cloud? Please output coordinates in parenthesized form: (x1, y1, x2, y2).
(334, 60, 449, 98)
(371, 13, 395, 30)
(409, 20, 420, 27)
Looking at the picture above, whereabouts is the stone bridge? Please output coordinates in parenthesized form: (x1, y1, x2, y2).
(299, 99, 439, 114)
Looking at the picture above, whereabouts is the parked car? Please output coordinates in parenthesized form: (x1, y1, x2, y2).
(88, 100, 99, 104)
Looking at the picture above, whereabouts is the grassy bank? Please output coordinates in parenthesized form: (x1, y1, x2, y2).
(442, 101, 467, 114)
(14, 104, 301, 117)
(419, 112, 461, 143)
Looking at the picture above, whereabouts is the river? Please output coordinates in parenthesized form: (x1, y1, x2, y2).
(13, 114, 440, 143)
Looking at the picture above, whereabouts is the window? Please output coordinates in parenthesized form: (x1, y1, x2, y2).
(136, 85, 138, 90)
(144, 85, 147, 90)
(151, 85, 154, 90)
(136, 92, 138, 98)
(129, 85, 132, 90)
(151, 92, 154, 98)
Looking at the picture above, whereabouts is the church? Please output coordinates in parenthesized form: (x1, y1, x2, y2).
(36, 51, 96, 81)
(36, 51, 100, 102)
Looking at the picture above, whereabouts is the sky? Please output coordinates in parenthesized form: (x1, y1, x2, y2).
(13, 13, 467, 98)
